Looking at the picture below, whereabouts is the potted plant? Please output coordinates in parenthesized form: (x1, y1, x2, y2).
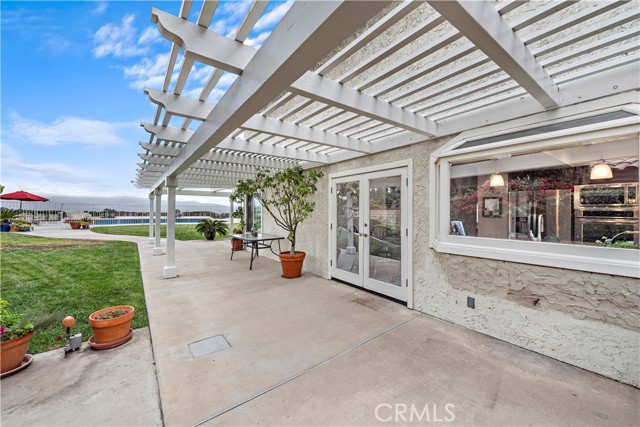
(69, 219, 82, 230)
(10, 219, 31, 232)
(79, 217, 92, 229)
(88, 305, 135, 349)
(0, 299, 35, 375)
(229, 205, 245, 251)
(1, 209, 20, 232)
(232, 166, 323, 278)
(195, 218, 227, 240)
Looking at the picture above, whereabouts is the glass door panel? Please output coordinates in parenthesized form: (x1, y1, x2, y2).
(335, 181, 360, 277)
(366, 176, 402, 287)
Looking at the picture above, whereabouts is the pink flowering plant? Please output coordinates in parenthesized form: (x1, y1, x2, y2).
(0, 298, 34, 342)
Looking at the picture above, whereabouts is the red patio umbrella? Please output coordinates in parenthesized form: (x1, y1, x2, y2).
(0, 190, 49, 209)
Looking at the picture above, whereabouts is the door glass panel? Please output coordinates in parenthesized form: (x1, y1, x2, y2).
(336, 182, 360, 274)
(368, 176, 402, 286)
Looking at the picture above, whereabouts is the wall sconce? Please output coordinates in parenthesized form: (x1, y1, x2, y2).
(490, 173, 505, 187)
(590, 161, 613, 180)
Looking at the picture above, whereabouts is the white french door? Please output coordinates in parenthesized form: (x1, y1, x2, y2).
(330, 167, 408, 302)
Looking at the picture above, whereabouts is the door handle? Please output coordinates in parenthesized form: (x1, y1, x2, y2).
(363, 233, 368, 238)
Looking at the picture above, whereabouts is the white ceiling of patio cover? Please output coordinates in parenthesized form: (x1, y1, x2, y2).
(134, 0, 640, 191)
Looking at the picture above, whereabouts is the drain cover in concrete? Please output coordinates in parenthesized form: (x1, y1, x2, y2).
(188, 334, 230, 358)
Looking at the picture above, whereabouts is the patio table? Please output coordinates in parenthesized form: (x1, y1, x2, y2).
(230, 233, 285, 270)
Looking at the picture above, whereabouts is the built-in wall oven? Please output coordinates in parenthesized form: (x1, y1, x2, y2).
(574, 183, 639, 244)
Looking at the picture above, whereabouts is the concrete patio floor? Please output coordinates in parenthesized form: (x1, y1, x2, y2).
(0, 328, 161, 426)
(5, 228, 640, 426)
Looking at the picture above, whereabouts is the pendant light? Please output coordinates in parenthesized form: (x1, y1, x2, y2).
(490, 173, 505, 187)
(590, 156, 613, 180)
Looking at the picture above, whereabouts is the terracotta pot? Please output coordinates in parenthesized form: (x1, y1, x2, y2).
(89, 305, 135, 346)
(69, 222, 81, 230)
(1, 331, 34, 373)
(279, 251, 306, 278)
(231, 238, 243, 251)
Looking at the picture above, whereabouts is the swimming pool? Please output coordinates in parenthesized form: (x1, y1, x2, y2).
(92, 218, 213, 226)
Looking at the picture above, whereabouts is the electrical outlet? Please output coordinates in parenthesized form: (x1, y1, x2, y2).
(467, 297, 475, 309)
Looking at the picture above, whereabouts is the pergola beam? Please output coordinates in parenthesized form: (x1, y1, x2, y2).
(139, 141, 297, 169)
(151, 1, 391, 190)
(241, 115, 372, 153)
(217, 137, 330, 164)
(142, 122, 193, 144)
(427, 0, 561, 109)
(145, 88, 214, 121)
(151, 7, 255, 74)
(290, 72, 438, 136)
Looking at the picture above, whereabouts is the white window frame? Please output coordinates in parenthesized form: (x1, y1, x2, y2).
(430, 103, 640, 278)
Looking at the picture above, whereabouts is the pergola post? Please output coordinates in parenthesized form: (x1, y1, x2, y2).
(153, 188, 163, 256)
(229, 199, 234, 234)
(148, 193, 155, 244)
(163, 177, 177, 279)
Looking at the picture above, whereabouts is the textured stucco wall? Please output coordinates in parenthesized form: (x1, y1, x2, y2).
(261, 137, 640, 387)
(259, 1, 640, 387)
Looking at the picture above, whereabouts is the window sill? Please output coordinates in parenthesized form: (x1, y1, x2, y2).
(433, 237, 640, 278)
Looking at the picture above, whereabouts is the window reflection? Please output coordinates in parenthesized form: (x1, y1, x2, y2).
(449, 139, 639, 249)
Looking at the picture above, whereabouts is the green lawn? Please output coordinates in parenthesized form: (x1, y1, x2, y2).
(91, 224, 228, 241)
(0, 233, 148, 354)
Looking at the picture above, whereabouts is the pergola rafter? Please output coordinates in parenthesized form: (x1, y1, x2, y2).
(426, 0, 561, 109)
(133, 0, 639, 194)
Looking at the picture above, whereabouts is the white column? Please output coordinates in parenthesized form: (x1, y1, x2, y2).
(153, 188, 163, 256)
(163, 177, 177, 279)
(148, 193, 155, 244)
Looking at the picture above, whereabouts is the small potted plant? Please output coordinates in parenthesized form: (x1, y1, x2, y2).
(232, 166, 323, 278)
(88, 305, 135, 349)
(69, 219, 82, 230)
(79, 217, 92, 229)
(195, 218, 227, 240)
(10, 219, 31, 232)
(1, 299, 35, 375)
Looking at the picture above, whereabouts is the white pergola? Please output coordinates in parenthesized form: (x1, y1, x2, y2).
(134, 0, 640, 277)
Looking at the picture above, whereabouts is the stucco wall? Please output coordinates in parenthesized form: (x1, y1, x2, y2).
(261, 137, 640, 387)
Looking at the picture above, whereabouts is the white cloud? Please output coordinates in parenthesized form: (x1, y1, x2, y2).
(122, 52, 175, 90)
(93, 2, 108, 15)
(9, 113, 133, 147)
(40, 33, 72, 55)
(0, 142, 103, 192)
(253, 0, 293, 31)
(210, 1, 252, 36)
(93, 14, 157, 58)
(206, 88, 227, 104)
(182, 87, 204, 100)
(245, 31, 270, 48)
(138, 27, 160, 45)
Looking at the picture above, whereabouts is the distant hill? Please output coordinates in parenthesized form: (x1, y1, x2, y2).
(1, 195, 230, 214)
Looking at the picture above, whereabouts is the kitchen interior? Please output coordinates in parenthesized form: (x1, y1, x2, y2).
(449, 137, 639, 247)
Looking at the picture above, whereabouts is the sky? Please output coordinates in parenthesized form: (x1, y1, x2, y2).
(1, 0, 291, 206)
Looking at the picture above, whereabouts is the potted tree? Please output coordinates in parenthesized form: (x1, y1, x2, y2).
(1, 298, 35, 375)
(88, 305, 135, 349)
(195, 218, 227, 240)
(232, 166, 323, 278)
(229, 205, 245, 251)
